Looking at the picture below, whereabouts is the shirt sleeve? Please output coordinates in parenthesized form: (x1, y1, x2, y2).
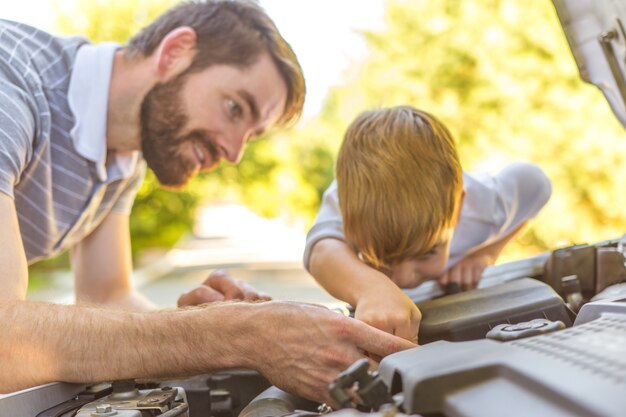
(448, 162, 551, 267)
(111, 159, 146, 214)
(493, 161, 552, 236)
(0, 80, 36, 198)
(303, 179, 346, 271)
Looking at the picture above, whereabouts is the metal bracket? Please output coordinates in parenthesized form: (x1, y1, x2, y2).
(599, 18, 626, 105)
(328, 359, 393, 411)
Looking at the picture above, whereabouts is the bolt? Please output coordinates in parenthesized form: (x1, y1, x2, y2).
(600, 29, 617, 43)
(95, 404, 113, 413)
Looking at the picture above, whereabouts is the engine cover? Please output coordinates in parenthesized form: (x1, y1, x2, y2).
(379, 298, 626, 417)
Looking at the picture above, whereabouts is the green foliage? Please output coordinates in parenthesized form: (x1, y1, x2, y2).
(306, 0, 626, 259)
(129, 170, 202, 253)
(53, 0, 177, 42)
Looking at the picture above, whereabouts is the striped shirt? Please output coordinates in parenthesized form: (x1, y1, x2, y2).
(0, 19, 145, 265)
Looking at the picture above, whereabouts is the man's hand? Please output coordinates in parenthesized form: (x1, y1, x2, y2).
(244, 301, 416, 404)
(438, 252, 493, 291)
(178, 269, 271, 306)
(354, 281, 421, 344)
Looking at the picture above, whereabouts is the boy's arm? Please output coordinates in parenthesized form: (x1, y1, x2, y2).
(441, 162, 552, 291)
(309, 238, 421, 343)
(439, 221, 527, 291)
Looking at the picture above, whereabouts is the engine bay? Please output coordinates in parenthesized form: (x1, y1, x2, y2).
(2, 236, 625, 417)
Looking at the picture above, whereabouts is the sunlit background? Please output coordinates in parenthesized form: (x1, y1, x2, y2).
(4, 0, 625, 302)
(2, 0, 385, 117)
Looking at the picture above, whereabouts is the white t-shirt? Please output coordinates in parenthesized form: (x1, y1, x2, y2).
(303, 161, 551, 271)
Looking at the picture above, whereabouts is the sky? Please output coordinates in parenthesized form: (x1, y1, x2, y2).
(1, 0, 386, 117)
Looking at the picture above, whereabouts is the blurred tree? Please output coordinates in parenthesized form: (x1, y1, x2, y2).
(304, 0, 626, 260)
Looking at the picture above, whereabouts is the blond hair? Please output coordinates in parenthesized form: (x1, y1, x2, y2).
(336, 106, 463, 268)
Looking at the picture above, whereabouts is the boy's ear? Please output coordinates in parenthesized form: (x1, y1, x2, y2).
(153, 26, 197, 81)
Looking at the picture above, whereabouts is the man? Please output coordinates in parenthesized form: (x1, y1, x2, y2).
(0, 0, 414, 404)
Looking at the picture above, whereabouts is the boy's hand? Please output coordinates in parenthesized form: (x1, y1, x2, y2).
(438, 222, 528, 292)
(178, 269, 272, 307)
(438, 252, 494, 291)
(354, 282, 421, 344)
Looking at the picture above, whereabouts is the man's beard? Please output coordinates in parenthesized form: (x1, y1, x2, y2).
(140, 71, 220, 189)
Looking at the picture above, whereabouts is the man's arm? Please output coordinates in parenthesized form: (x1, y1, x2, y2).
(309, 238, 421, 343)
(71, 211, 156, 311)
(0, 193, 28, 302)
(0, 194, 414, 402)
(0, 297, 414, 403)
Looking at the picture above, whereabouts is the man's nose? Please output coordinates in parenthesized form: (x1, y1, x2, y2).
(223, 129, 251, 164)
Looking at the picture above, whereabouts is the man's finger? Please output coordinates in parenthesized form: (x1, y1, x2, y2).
(256, 292, 272, 301)
(235, 279, 266, 301)
(202, 269, 229, 285)
(206, 272, 245, 300)
(178, 286, 224, 307)
(348, 318, 417, 357)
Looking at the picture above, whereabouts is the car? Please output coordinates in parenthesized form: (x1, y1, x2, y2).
(1, 0, 625, 416)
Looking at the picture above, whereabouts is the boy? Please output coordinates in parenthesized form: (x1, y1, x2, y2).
(304, 106, 551, 343)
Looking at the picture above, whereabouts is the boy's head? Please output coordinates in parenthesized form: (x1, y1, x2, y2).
(336, 106, 463, 288)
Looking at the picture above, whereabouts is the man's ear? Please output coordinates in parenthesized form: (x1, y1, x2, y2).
(153, 26, 197, 80)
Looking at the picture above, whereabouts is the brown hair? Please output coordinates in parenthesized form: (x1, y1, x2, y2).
(336, 106, 463, 268)
(125, 0, 305, 126)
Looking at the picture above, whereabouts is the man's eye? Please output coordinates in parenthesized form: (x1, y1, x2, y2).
(227, 99, 243, 118)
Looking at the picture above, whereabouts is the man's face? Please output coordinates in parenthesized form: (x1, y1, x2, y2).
(140, 53, 288, 188)
(381, 227, 455, 289)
